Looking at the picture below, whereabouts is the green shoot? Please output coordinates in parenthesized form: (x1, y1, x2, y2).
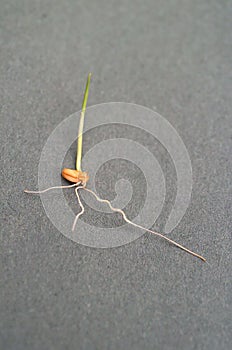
(76, 73, 91, 171)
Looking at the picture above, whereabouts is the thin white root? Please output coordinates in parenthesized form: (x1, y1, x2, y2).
(24, 182, 80, 194)
(82, 187, 206, 262)
(25, 182, 206, 262)
(72, 185, 86, 231)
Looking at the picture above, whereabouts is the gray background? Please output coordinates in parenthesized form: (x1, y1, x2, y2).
(0, 1, 231, 349)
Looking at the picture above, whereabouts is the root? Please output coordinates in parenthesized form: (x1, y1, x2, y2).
(25, 182, 206, 262)
(72, 185, 86, 231)
(81, 187, 206, 262)
(24, 182, 80, 194)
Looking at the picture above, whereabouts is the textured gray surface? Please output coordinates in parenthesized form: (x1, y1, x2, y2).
(0, 1, 232, 349)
